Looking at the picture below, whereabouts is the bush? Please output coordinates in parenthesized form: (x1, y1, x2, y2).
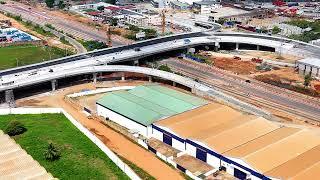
(44, 143, 61, 161)
(4, 120, 27, 136)
(158, 64, 172, 72)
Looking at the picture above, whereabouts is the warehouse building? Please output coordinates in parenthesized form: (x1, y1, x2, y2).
(152, 103, 320, 180)
(96, 84, 207, 137)
(296, 57, 320, 78)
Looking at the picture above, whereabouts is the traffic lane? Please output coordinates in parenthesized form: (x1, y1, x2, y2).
(166, 60, 320, 117)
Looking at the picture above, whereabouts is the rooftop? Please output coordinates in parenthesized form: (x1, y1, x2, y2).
(97, 84, 207, 126)
(298, 57, 320, 67)
(155, 103, 320, 179)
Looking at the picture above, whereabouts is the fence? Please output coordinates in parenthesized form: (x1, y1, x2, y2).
(67, 86, 135, 98)
(0, 40, 43, 47)
(0, 107, 141, 180)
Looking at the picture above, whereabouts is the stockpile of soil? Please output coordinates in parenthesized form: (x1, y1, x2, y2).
(211, 57, 258, 75)
(255, 74, 320, 97)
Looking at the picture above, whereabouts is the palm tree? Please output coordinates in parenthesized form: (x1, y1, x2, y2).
(44, 143, 61, 161)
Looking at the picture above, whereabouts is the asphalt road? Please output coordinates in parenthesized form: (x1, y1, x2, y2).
(164, 59, 320, 120)
(0, 3, 124, 47)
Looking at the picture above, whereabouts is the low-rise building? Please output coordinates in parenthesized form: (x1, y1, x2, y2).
(296, 58, 320, 78)
(192, 0, 222, 14)
(170, 1, 190, 10)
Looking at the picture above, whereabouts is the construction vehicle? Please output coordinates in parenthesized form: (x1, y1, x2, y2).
(273, 0, 286, 7)
(233, 56, 241, 60)
(251, 57, 263, 63)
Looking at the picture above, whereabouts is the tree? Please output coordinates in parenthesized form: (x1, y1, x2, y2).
(158, 64, 172, 72)
(272, 26, 281, 34)
(44, 143, 61, 161)
(57, 1, 66, 9)
(45, 0, 55, 8)
(304, 74, 312, 87)
(110, 17, 118, 26)
(4, 121, 27, 136)
(217, 18, 226, 25)
(97, 6, 104, 12)
(104, 0, 116, 5)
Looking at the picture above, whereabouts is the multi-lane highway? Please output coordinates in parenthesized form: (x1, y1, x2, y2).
(0, 2, 124, 46)
(162, 58, 320, 121)
(0, 27, 318, 121)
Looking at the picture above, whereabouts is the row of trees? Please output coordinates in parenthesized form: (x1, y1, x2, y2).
(45, 0, 66, 9)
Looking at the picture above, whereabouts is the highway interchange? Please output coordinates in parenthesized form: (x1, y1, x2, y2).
(0, 1, 319, 122)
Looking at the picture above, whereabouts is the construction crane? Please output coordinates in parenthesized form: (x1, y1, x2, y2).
(161, 9, 166, 36)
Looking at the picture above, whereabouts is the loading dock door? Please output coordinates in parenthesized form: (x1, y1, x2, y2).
(163, 133, 172, 146)
(196, 148, 207, 162)
(234, 168, 247, 180)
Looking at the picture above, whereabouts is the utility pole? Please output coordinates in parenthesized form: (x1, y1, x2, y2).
(161, 10, 166, 36)
(107, 25, 112, 47)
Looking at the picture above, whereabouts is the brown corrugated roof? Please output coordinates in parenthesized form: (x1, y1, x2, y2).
(266, 145, 320, 179)
(244, 130, 320, 173)
(224, 127, 300, 158)
(155, 103, 222, 127)
(154, 103, 320, 179)
(291, 161, 320, 180)
(203, 118, 279, 153)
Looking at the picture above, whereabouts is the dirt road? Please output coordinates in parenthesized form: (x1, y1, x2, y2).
(16, 83, 184, 180)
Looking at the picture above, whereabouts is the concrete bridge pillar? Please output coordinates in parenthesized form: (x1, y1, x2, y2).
(133, 60, 139, 66)
(236, 43, 239, 51)
(187, 48, 196, 54)
(93, 73, 97, 84)
(173, 81, 176, 87)
(257, 45, 260, 51)
(148, 76, 152, 82)
(51, 79, 57, 91)
(214, 42, 220, 52)
(121, 76, 125, 81)
(5, 90, 15, 107)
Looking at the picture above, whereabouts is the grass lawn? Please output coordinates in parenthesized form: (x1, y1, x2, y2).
(0, 114, 129, 180)
(0, 45, 72, 70)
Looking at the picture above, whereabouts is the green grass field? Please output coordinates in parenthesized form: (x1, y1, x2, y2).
(0, 114, 129, 180)
(0, 45, 72, 70)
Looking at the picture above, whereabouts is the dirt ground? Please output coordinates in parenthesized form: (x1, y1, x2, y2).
(252, 67, 320, 94)
(210, 56, 258, 75)
(16, 81, 184, 180)
(0, 13, 74, 51)
(207, 51, 301, 64)
(74, 81, 146, 113)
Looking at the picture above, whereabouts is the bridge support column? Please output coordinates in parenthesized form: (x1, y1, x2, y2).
(257, 45, 260, 51)
(191, 87, 196, 94)
(214, 42, 220, 52)
(121, 76, 125, 81)
(51, 79, 57, 91)
(187, 48, 195, 54)
(173, 81, 176, 87)
(236, 43, 239, 51)
(5, 90, 15, 107)
(133, 60, 139, 66)
(148, 76, 152, 82)
(93, 73, 97, 84)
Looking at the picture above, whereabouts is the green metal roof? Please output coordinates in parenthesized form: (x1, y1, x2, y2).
(96, 84, 207, 126)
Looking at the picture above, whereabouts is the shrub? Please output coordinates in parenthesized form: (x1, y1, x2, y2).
(44, 143, 61, 161)
(4, 120, 27, 136)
